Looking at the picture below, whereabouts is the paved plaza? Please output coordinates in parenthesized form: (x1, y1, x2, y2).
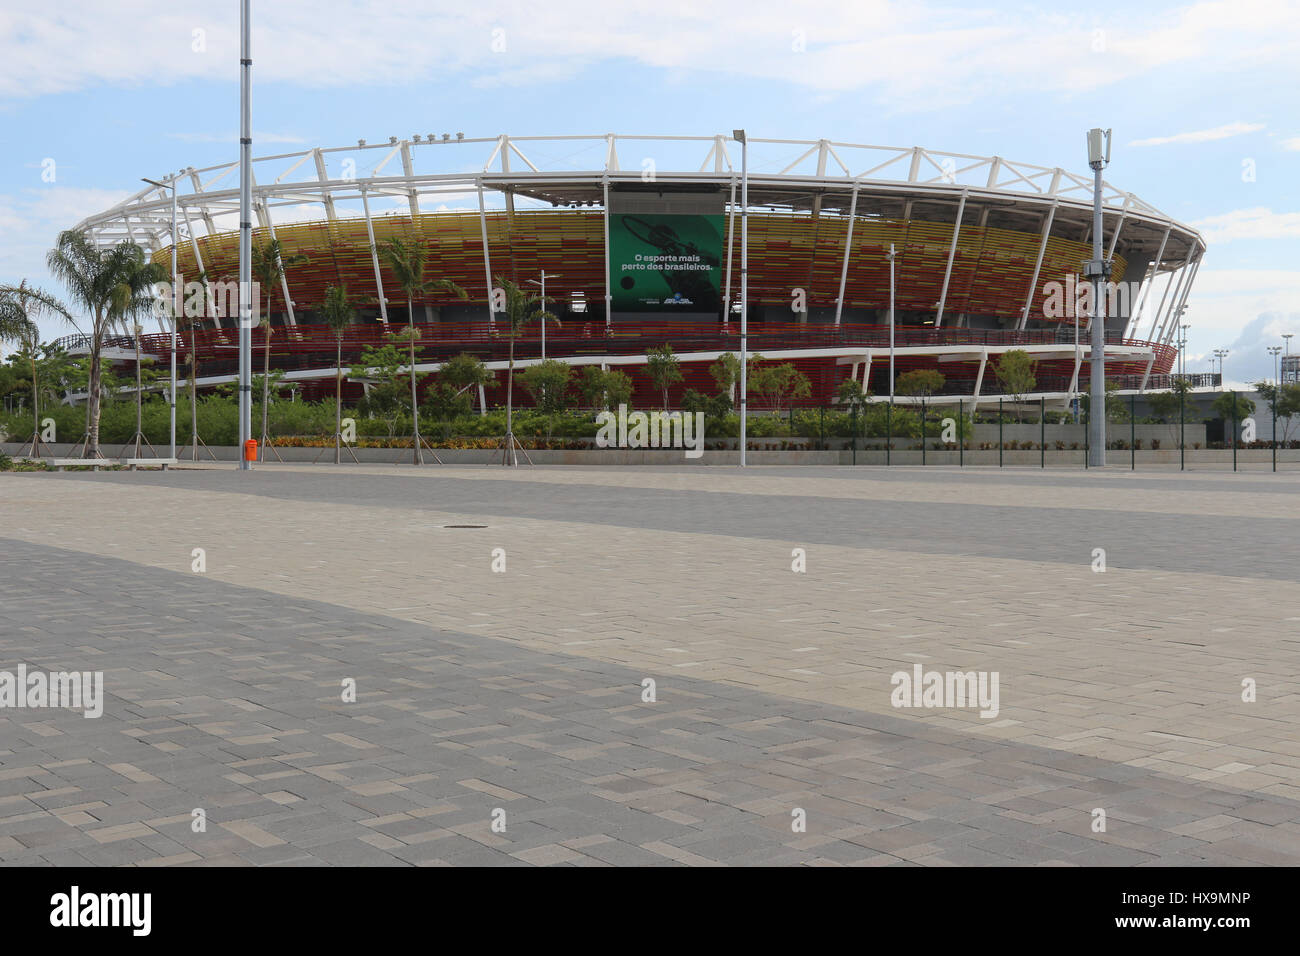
(1, 464, 1298, 866)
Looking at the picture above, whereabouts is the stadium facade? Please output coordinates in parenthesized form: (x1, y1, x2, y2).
(70, 134, 1205, 410)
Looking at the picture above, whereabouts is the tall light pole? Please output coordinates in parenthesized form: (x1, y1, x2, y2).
(1180, 323, 1190, 380)
(1085, 127, 1112, 467)
(142, 174, 179, 462)
(888, 243, 896, 400)
(1214, 348, 1229, 380)
(237, 0, 253, 470)
(734, 129, 748, 468)
(527, 271, 560, 359)
(1269, 345, 1282, 452)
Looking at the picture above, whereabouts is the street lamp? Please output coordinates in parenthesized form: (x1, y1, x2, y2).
(1269, 345, 1282, 463)
(526, 272, 560, 359)
(1214, 348, 1229, 380)
(1179, 323, 1190, 380)
(733, 128, 749, 468)
(1085, 127, 1112, 467)
(142, 175, 179, 463)
(887, 243, 896, 401)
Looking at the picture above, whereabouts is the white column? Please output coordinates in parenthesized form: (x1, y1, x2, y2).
(180, 205, 220, 329)
(360, 186, 388, 323)
(834, 183, 859, 327)
(478, 179, 496, 330)
(935, 189, 967, 328)
(262, 206, 296, 327)
(1154, 254, 1193, 344)
(1019, 202, 1058, 330)
(1132, 224, 1172, 340)
(973, 349, 988, 409)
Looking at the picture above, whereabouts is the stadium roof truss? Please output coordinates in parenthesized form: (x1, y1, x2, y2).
(76, 133, 1205, 350)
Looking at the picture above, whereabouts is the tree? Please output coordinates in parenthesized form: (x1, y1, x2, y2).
(1212, 391, 1255, 437)
(378, 236, 466, 464)
(518, 359, 573, 415)
(46, 231, 166, 456)
(351, 333, 425, 438)
(320, 284, 359, 463)
(1147, 379, 1193, 445)
(895, 368, 945, 398)
(749, 360, 811, 415)
(709, 352, 741, 402)
(577, 365, 632, 413)
(178, 270, 218, 460)
(495, 277, 558, 463)
(1080, 381, 1130, 424)
(645, 344, 683, 410)
(836, 376, 870, 414)
(431, 352, 493, 420)
(1253, 380, 1300, 443)
(252, 238, 309, 458)
(993, 349, 1037, 421)
(0, 282, 74, 452)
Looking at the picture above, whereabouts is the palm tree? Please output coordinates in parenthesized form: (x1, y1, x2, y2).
(0, 282, 73, 455)
(320, 284, 361, 464)
(495, 277, 558, 466)
(181, 270, 219, 461)
(46, 231, 165, 457)
(252, 238, 308, 460)
(112, 254, 169, 457)
(376, 236, 466, 464)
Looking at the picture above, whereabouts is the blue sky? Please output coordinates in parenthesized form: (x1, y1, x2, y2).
(2, 0, 1297, 384)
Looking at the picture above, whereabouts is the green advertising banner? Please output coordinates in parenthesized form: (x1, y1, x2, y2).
(609, 213, 723, 313)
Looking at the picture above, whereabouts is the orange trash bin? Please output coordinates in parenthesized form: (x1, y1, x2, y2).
(243, 438, 258, 462)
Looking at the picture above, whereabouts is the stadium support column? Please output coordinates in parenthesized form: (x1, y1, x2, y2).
(1085, 128, 1112, 468)
(1132, 224, 1171, 340)
(478, 180, 496, 331)
(1162, 255, 1200, 347)
(1019, 200, 1057, 330)
(181, 205, 220, 330)
(603, 176, 612, 331)
(263, 210, 296, 327)
(237, 0, 252, 471)
(1151, 251, 1192, 344)
(360, 186, 388, 324)
(834, 182, 859, 327)
(935, 188, 966, 328)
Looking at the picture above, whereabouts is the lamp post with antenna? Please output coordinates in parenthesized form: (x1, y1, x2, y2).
(1084, 127, 1112, 467)
(733, 128, 748, 468)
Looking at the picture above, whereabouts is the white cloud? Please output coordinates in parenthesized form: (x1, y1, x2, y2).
(1177, 267, 1300, 383)
(1190, 207, 1300, 243)
(1, 0, 1298, 112)
(1282, 136, 1300, 151)
(1129, 122, 1265, 148)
